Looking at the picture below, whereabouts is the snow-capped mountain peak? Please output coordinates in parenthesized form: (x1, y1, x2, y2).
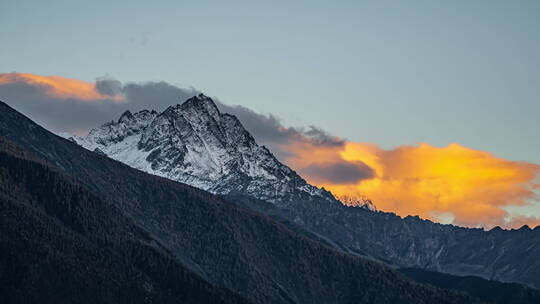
(67, 94, 334, 204)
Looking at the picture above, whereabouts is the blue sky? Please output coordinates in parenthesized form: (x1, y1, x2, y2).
(1, 0, 540, 164)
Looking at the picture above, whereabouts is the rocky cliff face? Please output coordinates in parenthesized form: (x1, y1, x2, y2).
(69, 94, 333, 205)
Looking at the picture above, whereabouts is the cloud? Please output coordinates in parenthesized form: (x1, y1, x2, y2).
(0, 72, 341, 159)
(213, 101, 344, 160)
(95, 77, 123, 96)
(0, 73, 198, 134)
(284, 141, 540, 229)
(0, 73, 342, 154)
(301, 161, 374, 184)
(2, 72, 540, 229)
(122, 81, 198, 112)
(0, 73, 122, 101)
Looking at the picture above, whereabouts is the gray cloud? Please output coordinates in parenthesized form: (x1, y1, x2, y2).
(0, 76, 198, 134)
(290, 126, 344, 147)
(95, 77, 123, 96)
(122, 81, 197, 112)
(214, 102, 344, 160)
(0, 74, 343, 162)
(0, 81, 117, 133)
(300, 161, 375, 184)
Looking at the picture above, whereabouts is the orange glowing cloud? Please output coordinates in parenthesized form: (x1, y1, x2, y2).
(0, 73, 123, 101)
(284, 141, 540, 228)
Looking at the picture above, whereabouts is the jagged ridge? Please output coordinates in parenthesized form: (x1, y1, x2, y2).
(64, 95, 540, 290)
(69, 94, 333, 204)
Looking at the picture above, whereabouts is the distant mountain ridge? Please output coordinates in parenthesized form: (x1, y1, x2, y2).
(63, 95, 540, 289)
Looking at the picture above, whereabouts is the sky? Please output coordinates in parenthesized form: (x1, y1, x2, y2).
(1, 1, 540, 228)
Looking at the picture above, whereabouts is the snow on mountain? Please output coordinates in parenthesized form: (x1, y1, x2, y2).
(336, 194, 377, 211)
(65, 94, 334, 204)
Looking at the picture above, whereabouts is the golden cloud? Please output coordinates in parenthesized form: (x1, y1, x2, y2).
(0, 73, 123, 101)
(284, 141, 540, 228)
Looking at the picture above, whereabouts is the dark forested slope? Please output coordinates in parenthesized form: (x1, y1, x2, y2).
(0, 140, 252, 304)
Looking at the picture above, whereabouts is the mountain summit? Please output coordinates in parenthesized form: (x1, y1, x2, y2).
(69, 94, 333, 204)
